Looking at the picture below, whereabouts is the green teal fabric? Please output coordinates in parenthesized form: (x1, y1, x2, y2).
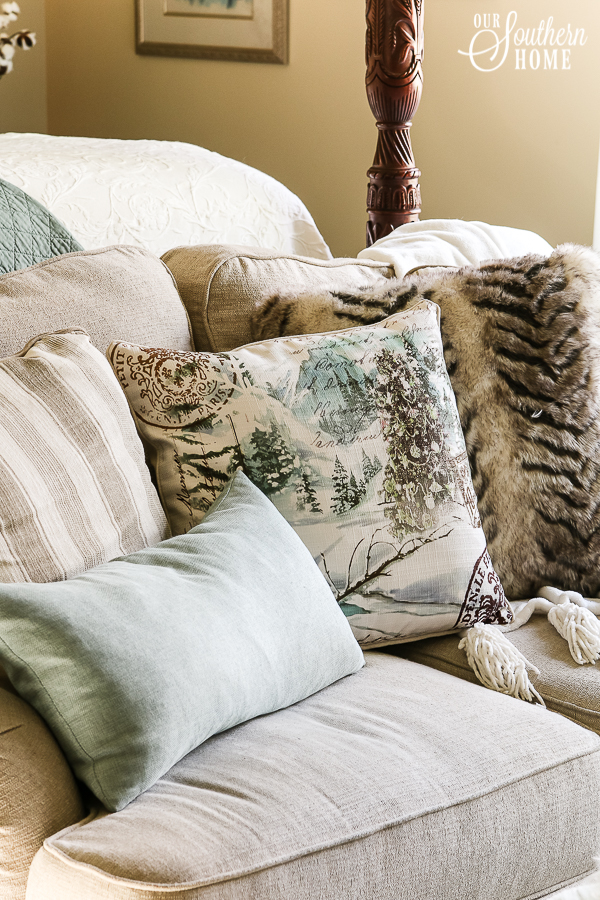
(0, 470, 363, 811)
(0, 178, 83, 274)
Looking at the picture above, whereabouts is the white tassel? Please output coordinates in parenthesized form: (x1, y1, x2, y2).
(456, 586, 600, 704)
(459, 623, 545, 706)
(535, 587, 600, 664)
(547, 602, 600, 665)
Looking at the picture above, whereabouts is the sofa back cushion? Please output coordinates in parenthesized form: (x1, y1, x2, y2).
(0, 329, 169, 583)
(161, 244, 394, 352)
(0, 245, 193, 359)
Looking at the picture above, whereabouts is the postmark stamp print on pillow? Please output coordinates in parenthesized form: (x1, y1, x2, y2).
(109, 300, 512, 646)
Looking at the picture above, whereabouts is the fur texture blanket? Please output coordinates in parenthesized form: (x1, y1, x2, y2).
(252, 245, 600, 601)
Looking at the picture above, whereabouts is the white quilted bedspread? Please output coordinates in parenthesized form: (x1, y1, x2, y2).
(0, 133, 332, 260)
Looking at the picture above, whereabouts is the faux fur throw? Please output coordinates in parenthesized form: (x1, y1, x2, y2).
(252, 244, 600, 601)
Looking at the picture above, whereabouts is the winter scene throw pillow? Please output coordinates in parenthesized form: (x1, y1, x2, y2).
(108, 300, 512, 647)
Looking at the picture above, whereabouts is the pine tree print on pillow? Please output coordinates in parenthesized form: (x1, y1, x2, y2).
(109, 300, 512, 647)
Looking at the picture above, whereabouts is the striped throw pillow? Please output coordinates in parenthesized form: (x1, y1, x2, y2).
(0, 329, 169, 583)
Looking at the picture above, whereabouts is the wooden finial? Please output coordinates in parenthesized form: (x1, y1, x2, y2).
(365, 0, 424, 246)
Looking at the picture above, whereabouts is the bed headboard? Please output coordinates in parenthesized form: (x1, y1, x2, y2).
(365, 0, 424, 246)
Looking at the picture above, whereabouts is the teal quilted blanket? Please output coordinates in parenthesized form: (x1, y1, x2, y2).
(0, 178, 83, 274)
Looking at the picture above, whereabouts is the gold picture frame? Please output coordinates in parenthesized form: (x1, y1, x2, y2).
(136, 0, 288, 64)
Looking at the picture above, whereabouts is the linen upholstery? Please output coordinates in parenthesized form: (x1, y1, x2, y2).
(394, 616, 600, 736)
(0, 471, 363, 811)
(26, 653, 600, 900)
(160, 244, 394, 352)
(0, 684, 84, 900)
(0, 245, 193, 359)
(0, 330, 168, 583)
(0, 177, 82, 274)
(109, 302, 512, 647)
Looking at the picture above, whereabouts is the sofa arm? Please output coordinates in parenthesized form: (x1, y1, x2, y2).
(0, 679, 85, 900)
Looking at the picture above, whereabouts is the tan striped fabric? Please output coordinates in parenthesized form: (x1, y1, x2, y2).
(0, 329, 169, 583)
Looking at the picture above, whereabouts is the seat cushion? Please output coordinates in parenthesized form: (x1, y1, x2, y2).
(161, 244, 394, 352)
(393, 616, 600, 736)
(27, 653, 600, 900)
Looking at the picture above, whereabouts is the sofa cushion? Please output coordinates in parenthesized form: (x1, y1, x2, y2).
(0, 245, 193, 359)
(26, 653, 600, 900)
(0, 177, 83, 274)
(0, 685, 84, 900)
(160, 244, 394, 352)
(393, 615, 600, 737)
(0, 470, 363, 812)
(108, 301, 512, 648)
(0, 329, 168, 583)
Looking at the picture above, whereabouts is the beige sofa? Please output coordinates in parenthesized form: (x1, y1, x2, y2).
(1, 243, 600, 900)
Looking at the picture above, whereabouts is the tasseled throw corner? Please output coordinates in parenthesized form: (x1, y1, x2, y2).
(458, 587, 600, 703)
(459, 623, 545, 706)
(524, 587, 600, 665)
(548, 602, 600, 665)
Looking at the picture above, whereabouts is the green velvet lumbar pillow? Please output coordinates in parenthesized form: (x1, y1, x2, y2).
(0, 470, 364, 812)
(0, 177, 83, 274)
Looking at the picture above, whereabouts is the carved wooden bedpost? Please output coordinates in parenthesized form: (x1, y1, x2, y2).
(365, 0, 424, 246)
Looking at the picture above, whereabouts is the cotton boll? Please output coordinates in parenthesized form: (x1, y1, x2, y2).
(14, 30, 35, 47)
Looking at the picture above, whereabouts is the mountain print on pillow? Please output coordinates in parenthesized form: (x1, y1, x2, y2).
(108, 300, 512, 647)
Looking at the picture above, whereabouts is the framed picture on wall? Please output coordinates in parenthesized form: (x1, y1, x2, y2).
(136, 0, 288, 64)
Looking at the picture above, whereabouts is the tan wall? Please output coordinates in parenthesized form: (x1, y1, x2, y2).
(44, 0, 600, 255)
(414, 0, 600, 248)
(0, 0, 46, 134)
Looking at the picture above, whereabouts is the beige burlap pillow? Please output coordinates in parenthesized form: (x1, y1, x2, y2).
(0, 245, 193, 358)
